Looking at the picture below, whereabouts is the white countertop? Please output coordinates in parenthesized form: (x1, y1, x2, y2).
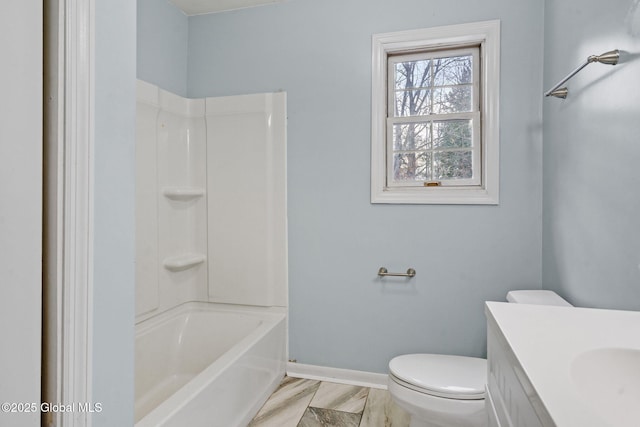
(485, 301, 640, 427)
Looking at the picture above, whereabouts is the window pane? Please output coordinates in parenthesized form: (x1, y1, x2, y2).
(433, 120, 472, 149)
(393, 122, 430, 151)
(395, 59, 431, 90)
(433, 55, 472, 86)
(393, 152, 431, 182)
(434, 150, 473, 180)
(394, 89, 431, 116)
(432, 86, 472, 114)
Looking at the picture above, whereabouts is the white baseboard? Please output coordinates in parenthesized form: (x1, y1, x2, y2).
(286, 362, 388, 390)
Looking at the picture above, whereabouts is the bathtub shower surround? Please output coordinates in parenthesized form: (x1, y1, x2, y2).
(136, 81, 287, 316)
(136, 82, 208, 316)
(206, 93, 287, 307)
(134, 80, 287, 426)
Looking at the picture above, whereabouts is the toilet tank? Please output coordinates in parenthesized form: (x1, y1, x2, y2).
(506, 290, 572, 307)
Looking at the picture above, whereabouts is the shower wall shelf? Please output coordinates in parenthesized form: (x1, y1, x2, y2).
(162, 187, 205, 201)
(163, 253, 206, 272)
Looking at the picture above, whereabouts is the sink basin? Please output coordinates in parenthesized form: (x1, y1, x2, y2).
(571, 348, 640, 426)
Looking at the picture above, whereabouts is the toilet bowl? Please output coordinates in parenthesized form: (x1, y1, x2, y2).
(388, 354, 486, 427)
(388, 290, 572, 427)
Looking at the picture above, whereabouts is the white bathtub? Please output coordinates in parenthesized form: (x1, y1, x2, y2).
(135, 302, 286, 427)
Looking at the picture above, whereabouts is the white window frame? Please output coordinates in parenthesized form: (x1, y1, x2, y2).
(371, 20, 500, 204)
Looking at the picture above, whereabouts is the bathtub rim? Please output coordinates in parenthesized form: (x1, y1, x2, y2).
(135, 300, 286, 327)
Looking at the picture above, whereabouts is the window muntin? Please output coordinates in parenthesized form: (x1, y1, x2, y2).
(386, 47, 480, 187)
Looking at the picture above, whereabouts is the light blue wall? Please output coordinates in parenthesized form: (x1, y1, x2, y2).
(137, 0, 188, 96)
(188, 0, 545, 373)
(542, 0, 640, 310)
(94, 0, 136, 425)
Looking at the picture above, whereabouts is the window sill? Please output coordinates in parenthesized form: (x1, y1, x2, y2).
(371, 186, 499, 205)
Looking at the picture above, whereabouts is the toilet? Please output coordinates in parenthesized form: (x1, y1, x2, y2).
(388, 290, 572, 427)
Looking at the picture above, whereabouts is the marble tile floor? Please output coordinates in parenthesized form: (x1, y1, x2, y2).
(248, 376, 411, 427)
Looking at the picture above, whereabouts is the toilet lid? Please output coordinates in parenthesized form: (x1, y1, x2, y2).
(389, 354, 486, 400)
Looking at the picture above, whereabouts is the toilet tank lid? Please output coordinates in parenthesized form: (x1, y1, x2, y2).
(506, 290, 572, 307)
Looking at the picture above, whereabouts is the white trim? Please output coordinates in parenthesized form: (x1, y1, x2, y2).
(58, 1, 95, 426)
(286, 363, 388, 390)
(371, 20, 500, 205)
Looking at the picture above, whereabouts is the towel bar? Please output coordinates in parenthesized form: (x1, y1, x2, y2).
(545, 49, 619, 98)
(378, 267, 416, 278)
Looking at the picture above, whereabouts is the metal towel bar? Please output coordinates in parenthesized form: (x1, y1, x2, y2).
(378, 267, 416, 278)
(545, 49, 619, 98)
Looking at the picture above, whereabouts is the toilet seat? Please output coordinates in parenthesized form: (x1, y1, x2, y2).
(389, 354, 486, 400)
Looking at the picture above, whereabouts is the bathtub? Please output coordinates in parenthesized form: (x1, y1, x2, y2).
(135, 302, 286, 427)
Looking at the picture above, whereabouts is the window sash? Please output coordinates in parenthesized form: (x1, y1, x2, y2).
(385, 46, 481, 188)
(386, 112, 481, 187)
(387, 47, 480, 118)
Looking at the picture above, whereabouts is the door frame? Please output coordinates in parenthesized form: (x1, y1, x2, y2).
(43, 1, 95, 426)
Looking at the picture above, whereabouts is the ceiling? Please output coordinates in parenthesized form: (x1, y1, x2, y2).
(169, 0, 287, 15)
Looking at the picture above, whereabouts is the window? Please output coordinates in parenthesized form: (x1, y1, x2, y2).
(371, 21, 500, 204)
(388, 48, 480, 187)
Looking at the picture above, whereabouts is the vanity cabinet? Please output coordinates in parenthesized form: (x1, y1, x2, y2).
(485, 301, 640, 427)
(485, 314, 554, 427)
